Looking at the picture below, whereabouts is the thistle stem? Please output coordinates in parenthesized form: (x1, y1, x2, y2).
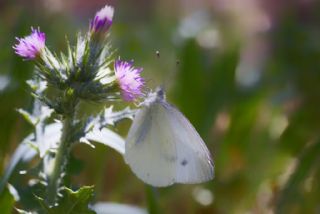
(46, 116, 74, 205)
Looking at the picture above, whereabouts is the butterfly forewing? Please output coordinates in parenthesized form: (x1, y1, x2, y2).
(125, 103, 177, 187)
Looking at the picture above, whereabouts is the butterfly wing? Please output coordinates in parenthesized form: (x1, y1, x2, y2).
(125, 100, 214, 187)
(161, 102, 214, 184)
(124, 103, 177, 187)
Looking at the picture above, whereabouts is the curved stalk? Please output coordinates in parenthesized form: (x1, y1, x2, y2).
(46, 116, 73, 205)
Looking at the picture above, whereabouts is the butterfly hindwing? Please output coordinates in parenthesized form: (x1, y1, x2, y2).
(161, 102, 214, 184)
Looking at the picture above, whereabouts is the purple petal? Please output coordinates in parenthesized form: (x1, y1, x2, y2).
(114, 59, 145, 101)
(13, 27, 46, 60)
(90, 5, 114, 33)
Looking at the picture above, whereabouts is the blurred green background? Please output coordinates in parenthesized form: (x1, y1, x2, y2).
(1, 0, 320, 213)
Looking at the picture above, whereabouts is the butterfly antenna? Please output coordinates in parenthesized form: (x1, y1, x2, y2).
(154, 50, 180, 93)
(154, 50, 167, 92)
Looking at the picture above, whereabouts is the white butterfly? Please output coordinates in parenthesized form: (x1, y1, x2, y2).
(125, 87, 214, 187)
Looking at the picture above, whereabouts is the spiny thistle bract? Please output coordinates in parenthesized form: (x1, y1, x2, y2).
(13, 6, 144, 109)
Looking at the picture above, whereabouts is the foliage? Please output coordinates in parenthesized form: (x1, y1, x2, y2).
(0, 186, 15, 214)
(36, 186, 96, 214)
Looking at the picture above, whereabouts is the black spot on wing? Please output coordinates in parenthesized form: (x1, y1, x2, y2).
(181, 159, 188, 166)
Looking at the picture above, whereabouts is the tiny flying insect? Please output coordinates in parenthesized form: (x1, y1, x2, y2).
(125, 87, 214, 187)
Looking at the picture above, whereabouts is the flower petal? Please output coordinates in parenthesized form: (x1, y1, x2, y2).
(114, 59, 145, 101)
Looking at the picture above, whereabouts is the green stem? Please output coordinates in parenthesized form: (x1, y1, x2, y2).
(46, 116, 74, 205)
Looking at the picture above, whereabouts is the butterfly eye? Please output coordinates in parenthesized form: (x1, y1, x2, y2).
(156, 87, 165, 100)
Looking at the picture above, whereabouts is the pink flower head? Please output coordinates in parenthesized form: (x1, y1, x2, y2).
(13, 27, 46, 60)
(90, 5, 114, 33)
(114, 59, 145, 101)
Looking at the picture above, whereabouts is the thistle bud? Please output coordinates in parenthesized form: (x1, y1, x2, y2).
(90, 5, 114, 34)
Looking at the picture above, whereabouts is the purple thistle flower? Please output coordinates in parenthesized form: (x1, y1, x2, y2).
(90, 5, 114, 33)
(114, 59, 145, 101)
(13, 27, 46, 60)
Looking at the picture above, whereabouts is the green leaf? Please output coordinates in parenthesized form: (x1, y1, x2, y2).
(0, 143, 36, 194)
(0, 186, 15, 214)
(276, 141, 320, 213)
(36, 186, 96, 214)
(85, 128, 125, 155)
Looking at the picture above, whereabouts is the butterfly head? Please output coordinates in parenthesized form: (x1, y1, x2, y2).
(140, 86, 166, 107)
(155, 86, 165, 100)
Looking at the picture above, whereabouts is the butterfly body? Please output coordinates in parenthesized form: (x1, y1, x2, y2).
(125, 88, 214, 187)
